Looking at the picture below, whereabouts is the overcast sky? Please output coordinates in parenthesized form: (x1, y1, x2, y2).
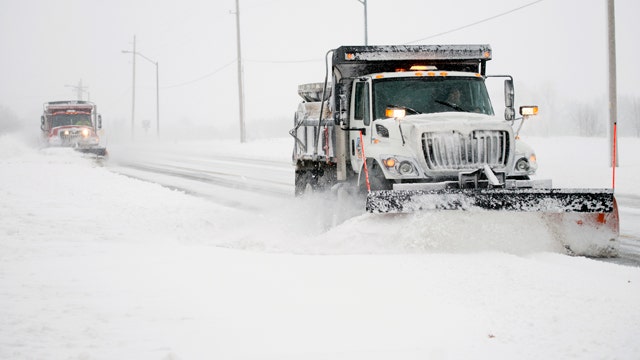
(1, 0, 638, 140)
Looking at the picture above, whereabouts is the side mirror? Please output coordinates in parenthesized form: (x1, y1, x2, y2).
(334, 94, 343, 125)
(336, 89, 348, 126)
(504, 107, 516, 121)
(504, 79, 515, 120)
(97, 114, 102, 129)
(40, 115, 45, 130)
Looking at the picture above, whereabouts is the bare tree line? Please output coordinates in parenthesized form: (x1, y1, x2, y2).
(522, 95, 640, 138)
(619, 96, 640, 137)
(1, 94, 640, 138)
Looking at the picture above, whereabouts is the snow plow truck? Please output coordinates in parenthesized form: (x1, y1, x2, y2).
(40, 100, 107, 156)
(290, 45, 619, 257)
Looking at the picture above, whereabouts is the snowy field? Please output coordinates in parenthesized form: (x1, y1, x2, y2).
(1, 132, 640, 359)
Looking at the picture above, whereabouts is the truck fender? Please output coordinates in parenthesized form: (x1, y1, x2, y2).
(357, 158, 392, 192)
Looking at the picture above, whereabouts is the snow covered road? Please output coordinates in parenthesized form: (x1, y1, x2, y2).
(107, 137, 640, 260)
(107, 141, 291, 211)
(1, 134, 640, 359)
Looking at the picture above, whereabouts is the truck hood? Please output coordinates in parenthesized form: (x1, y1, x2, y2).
(374, 111, 515, 176)
(397, 112, 509, 131)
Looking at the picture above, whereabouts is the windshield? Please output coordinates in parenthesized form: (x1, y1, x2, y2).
(372, 76, 494, 120)
(51, 114, 92, 127)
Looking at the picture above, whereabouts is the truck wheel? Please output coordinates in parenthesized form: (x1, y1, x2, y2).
(361, 160, 393, 192)
(296, 165, 336, 196)
(295, 170, 312, 196)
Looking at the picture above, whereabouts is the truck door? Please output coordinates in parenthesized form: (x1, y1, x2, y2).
(349, 79, 372, 173)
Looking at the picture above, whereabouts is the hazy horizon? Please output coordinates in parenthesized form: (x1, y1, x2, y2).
(2, 0, 639, 141)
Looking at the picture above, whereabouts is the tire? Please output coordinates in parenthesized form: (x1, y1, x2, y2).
(360, 159, 393, 192)
(295, 169, 312, 197)
(296, 163, 338, 196)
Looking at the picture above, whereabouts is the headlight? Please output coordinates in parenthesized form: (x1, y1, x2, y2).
(381, 155, 418, 177)
(382, 157, 396, 168)
(399, 161, 414, 174)
(81, 128, 90, 137)
(515, 157, 530, 171)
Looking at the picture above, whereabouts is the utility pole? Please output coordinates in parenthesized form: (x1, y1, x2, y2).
(607, 0, 618, 169)
(122, 40, 160, 139)
(156, 61, 160, 137)
(235, 0, 246, 143)
(65, 79, 89, 101)
(357, 0, 368, 45)
(130, 35, 137, 141)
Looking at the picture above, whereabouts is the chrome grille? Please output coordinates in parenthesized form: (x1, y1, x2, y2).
(422, 130, 509, 170)
(61, 130, 81, 140)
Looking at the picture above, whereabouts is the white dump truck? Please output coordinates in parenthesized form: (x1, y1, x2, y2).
(290, 45, 618, 256)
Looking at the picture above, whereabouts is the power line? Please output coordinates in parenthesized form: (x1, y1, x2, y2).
(163, 59, 236, 89)
(245, 58, 322, 64)
(404, 0, 545, 44)
(160, 0, 546, 87)
(228, 0, 546, 64)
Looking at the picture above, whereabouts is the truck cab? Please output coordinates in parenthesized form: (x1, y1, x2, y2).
(41, 100, 106, 156)
(345, 69, 538, 190)
(293, 45, 540, 193)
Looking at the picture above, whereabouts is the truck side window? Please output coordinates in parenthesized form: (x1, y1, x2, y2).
(354, 82, 371, 126)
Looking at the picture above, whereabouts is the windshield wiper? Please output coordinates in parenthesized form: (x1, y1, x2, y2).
(435, 100, 468, 112)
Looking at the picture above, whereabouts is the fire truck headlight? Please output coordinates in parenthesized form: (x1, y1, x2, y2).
(63, 130, 70, 135)
(81, 128, 90, 137)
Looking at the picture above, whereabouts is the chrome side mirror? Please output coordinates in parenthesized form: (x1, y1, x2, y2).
(504, 79, 515, 120)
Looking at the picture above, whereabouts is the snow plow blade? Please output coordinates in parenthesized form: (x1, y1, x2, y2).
(367, 188, 619, 257)
(366, 188, 615, 213)
(75, 147, 107, 157)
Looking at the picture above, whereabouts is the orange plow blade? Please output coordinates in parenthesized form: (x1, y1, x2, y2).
(543, 197, 619, 257)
